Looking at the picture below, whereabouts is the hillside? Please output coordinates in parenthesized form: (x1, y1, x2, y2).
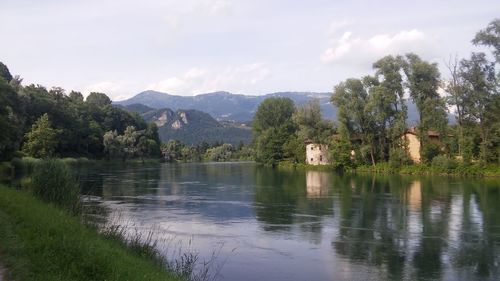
(123, 105, 252, 145)
(116, 91, 335, 122)
(115, 90, 447, 124)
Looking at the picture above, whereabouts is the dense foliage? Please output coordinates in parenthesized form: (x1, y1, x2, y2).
(160, 140, 253, 162)
(0, 66, 160, 161)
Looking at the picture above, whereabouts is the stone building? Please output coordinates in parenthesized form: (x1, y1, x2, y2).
(401, 127, 441, 163)
(305, 140, 329, 165)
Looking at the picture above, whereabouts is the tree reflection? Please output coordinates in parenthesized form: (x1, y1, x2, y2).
(254, 167, 334, 243)
(333, 175, 408, 280)
(332, 175, 500, 281)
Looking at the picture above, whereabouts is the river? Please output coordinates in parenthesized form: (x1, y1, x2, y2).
(77, 162, 500, 281)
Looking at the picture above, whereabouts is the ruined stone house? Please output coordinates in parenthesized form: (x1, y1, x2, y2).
(305, 140, 329, 165)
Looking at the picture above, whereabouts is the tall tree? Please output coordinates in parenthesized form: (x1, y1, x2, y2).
(22, 113, 59, 158)
(404, 53, 447, 158)
(460, 52, 498, 162)
(445, 56, 469, 158)
(252, 97, 296, 165)
(373, 55, 407, 147)
(0, 78, 23, 160)
(293, 99, 333, 143)
(472, 18, 500, 63)
(332, 78, 377, 164)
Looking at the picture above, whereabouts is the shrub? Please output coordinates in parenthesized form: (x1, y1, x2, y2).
(389, 148, 412, 169)
(421, 143, 441, 164)
(11, 157, 40, 177)
(431, 155, 458, 173)
(31, 159, 80, 214)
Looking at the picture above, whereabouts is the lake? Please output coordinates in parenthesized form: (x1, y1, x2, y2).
(77, 162, 500, 281)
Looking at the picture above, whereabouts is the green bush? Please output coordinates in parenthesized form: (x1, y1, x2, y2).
(11, 157, 40, 177)
(31, 159, 80, 214)
(389, 148, 412, 169)
(421, 143, 441, 164)
(431, 155, 458, 173)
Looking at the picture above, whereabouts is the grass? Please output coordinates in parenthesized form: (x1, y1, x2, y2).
(0, 186, 182, 281)
(355, 162, 500, 177)
(276, 160, 500, 177)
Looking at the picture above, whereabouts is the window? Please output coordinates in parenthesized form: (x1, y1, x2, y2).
(311, 147, 314, 150)
(320, 155, 323, 161)
(310, 158, 314, 162)
(319, 146, 321, 151)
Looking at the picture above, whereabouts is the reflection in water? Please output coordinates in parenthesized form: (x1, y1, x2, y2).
(76, 163, 500, 281)
(306, 171, 330, 198)
(408, 180, 422, 211)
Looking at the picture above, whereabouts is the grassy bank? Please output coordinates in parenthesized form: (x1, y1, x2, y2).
(355, 162, 500, 177)
(0, 186, 182, 281)
(277, 160, 500, 177)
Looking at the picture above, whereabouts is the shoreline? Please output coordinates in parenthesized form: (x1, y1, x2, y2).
(277, 161, 500, 178)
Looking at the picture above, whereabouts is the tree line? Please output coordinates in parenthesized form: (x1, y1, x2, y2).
(252, 19, 500, 167)
(0, 66, 161, 161)
(160, 140, 254, 162)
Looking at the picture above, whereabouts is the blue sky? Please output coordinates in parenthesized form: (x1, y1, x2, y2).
(1, 0, 498, 100)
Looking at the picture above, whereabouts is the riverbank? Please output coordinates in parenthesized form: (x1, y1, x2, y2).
(0, 186, 182, 281)
(277, 161, 500, 177)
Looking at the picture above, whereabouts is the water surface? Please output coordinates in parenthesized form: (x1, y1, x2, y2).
(78, 162, 500, 281)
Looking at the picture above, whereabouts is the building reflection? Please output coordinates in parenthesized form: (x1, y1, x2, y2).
(407, 180, 422, 211)
(305, 171, 330, 198)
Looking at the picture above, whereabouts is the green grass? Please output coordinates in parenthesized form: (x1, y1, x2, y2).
(0, 186, 182, 281)
(277, 160, 500, 177)
(355, 162, 500, 177)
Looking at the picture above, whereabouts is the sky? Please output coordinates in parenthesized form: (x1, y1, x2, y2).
(1, 0, 499, 100)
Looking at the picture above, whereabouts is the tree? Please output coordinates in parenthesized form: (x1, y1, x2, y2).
(252, 97, 296, 165)
(86, 92, 112, 106)
(472, 18, 500, 63)
(445, 56, 468, 158)
(404, 53, 447, 157)
(22, 113, 59, 158)
(117, 126, 139, 161)
(293, 99, 333, 143)
(0, 78, 23, 160)
(161, 140, 184, 162)
(103, 130, 121, 160)
(332, 78, 377, 165)
(373, 55, 407, 147)
(460, 52, 498, 163)
(205, 143, 233, 161)
(0, 62, 13, 82)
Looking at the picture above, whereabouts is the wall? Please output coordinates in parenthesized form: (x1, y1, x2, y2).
(403, 133, 421, 163)
(306, 143, 329, 165)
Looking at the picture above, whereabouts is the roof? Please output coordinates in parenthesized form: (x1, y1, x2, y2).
(403, 127, 440, 137)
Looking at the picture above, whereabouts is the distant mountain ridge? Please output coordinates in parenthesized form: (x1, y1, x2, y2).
(121, 104, 252, 145)
(116, 90, 335, 122)
(116, 90, 452, 125)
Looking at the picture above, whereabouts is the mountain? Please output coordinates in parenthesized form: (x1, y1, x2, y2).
(123, 104, 252, 145)
(116, 91, 335, 122)
(117, 90, 454, 125)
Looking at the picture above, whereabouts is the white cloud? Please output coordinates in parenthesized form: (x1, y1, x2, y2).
(322, 29, 433, 65)
(147, 63, 271, 95)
